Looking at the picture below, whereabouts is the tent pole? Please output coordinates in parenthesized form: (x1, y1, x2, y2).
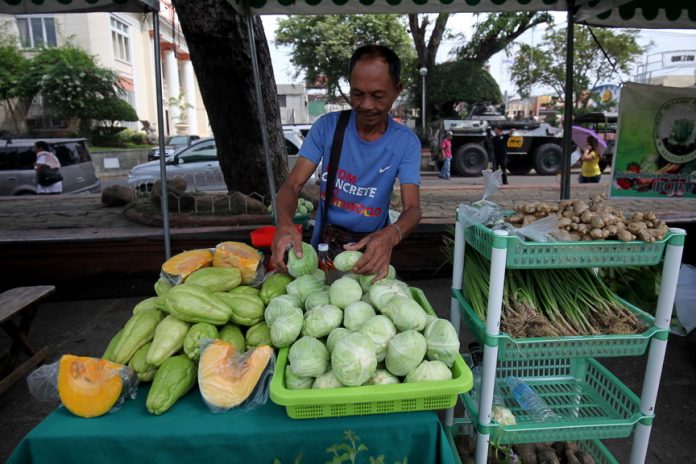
(153, 11, 171, 259)
(245, 14, 277, 212)
(560, 0, 575, 200)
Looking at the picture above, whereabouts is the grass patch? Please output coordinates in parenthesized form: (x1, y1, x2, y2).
(90, 144, 155, 153)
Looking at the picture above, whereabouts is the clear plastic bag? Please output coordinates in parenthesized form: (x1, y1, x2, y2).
(458, 169, 505, 229)
(27, 355, 139, 417)
(197, 339, 275, 414)
(506, 214, 559, 242)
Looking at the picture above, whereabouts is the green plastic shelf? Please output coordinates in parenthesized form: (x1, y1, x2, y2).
(269, 288, 473, 419)
(463, 222, 673, 269)
(453, 289, 664, 361)
(444, 418, 619, 464)
(461, 358, 645, 444)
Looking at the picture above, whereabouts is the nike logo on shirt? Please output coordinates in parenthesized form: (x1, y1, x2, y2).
(378, 165, 392, 173)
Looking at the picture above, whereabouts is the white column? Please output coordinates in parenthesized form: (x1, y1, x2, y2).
(164, 49, 180, 125)
(183, 60, 198, 134)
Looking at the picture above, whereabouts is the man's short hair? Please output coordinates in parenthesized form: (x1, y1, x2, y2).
(34, 141, 49, 151)
(349, 45, 401, 84)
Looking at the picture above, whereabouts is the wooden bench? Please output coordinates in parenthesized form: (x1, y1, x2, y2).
(0, 285, 55, 395)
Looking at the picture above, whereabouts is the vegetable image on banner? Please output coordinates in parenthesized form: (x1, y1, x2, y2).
(610, 82, 696, 198)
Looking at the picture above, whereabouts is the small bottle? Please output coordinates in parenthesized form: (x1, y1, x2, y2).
(317, 243, 334, 272)
(505, 376, 557, 422)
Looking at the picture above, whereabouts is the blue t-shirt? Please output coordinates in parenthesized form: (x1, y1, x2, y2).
(300, 110, 421, 246)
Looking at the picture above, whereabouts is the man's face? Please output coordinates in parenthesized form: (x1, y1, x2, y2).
(349, 57, 402, 128)
(495, 128, 503, 136)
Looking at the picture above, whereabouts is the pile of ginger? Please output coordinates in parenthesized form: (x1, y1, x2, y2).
(507, 194, 669, 242)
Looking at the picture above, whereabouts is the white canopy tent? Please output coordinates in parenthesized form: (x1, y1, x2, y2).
(0, 0, 173, 258)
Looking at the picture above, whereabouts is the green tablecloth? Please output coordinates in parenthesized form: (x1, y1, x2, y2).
(9, 386, 457, 464)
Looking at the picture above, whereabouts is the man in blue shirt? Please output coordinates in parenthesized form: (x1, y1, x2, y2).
(271, 45, 422, 281)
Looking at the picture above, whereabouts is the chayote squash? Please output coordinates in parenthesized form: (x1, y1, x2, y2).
(218, 324, 246, 352)
(146, 354, 196, 415)
(111, 310, 164, 365)
(259, 273, 293, 305)
(165, 283, 230, 325)
(102, 329, 123, 362)
(128, 342, 158, 382)
(183, 323, 219, 361)
(147, 315, 191, 367)
(185, 267, 242, 292)
(154, 278, 173, 297)
(228, 285, 260, 297)
(245, 321, 272, 349)
(215, 292, 264, 327)
(132, 297, 160, 315)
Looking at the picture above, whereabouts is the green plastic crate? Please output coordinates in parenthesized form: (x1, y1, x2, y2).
(460, 358, 645, 444)
(444, 418, 619, 464)
(269, 288, 473, 419)
(463, 222, 672, 269)
(453, 288, 664, 361)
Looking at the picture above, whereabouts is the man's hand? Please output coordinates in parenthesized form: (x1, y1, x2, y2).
(271, 223, 303, 274)
(343, 225, 400, 281)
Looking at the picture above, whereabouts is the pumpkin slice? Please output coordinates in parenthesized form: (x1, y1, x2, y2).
(198, 340, 273, 410)
(212, 242, 263, 284)
(161, 249, 213, 283)
(58, 355, 124, 418)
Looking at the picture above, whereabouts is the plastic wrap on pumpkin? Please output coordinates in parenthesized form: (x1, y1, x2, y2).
(27, 355, 139, 418)
(161, 249, 213, 284)
(212, 242, 264, 285)
(197, 339, 274, 413)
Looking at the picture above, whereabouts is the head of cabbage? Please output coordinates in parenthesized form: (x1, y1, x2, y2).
(312, 370, 344, 389)
(343, 301, 376, 331)
(404, 360, 452, 383)
(326, 327, 352, 353)
(304, 291, 330, 312)
(382, 295, 427, 332)
(270, 307, 303, 348)
(329, 277, 363, 309)
(358, 315, 396, 362)
(288, 336, 329, 378)
(331, 333, 377, 386)
(368, 279, 411, 311)
(287, 242, 318, 278)
(302, 304, 343, 338)
(385, 330, 427, 376)
(364, 368, 401, 386)
(285, 365, 314, 390)
(333, 251, 363, 272)
(424, 318, 460, 367)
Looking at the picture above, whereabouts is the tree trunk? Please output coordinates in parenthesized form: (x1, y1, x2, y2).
(172, 0, 287, 199)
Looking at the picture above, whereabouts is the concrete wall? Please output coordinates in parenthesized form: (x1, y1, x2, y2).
(91, 149, 149, 178)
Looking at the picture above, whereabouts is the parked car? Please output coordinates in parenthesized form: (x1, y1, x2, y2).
(0, 138, 101, 196)
(128, 131, 315, 192)
(148, 135, 201, 161)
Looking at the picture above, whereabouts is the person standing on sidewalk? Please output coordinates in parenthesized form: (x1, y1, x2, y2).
(579, 136, 602, 183)
(438, 131, 453, 179)
(492, 126, 509, 185)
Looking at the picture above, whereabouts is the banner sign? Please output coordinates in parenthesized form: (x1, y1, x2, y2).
(610, 82, 696, 198)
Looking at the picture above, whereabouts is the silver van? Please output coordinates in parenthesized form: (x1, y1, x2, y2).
(0, 138, 101, 195)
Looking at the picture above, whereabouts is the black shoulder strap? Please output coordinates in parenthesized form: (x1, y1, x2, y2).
(321, 109, 351, 235)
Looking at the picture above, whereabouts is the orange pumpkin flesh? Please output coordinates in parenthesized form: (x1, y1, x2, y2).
(198, 340, 273, 409)
(58, 355, 124, 418)
(161, 249, 213, 282)
(213, 242, 262, 284)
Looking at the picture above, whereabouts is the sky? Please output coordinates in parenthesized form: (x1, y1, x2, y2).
(261, 13, 696, 99)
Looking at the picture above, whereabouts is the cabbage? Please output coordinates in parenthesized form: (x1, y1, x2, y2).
(364, 368, 401, 385)
(424, 318, 460, 367)
(358, 315, 396, 362)
(382, 295, 427, 332)
(288, 336, 329, 378)
(329, 276, 363, 309)
(404, 360, 452, 383)
(313, 268, 327, 284)
(424, 314, 438, 328)
(331, 333, 377, 386)
(286, 274, 326, 306)
(385, 330, 427, 376)
(285, 365, 314, 390)
(265, 297, 302, 327)
(326, 327, 352, 353)
(302, 304, 343, 338)
(358, 265, 396, 291)
(312, 370, 344, 389)
(304, 291, 330, 312)
(333, 251, 363, 272)
(287, 242, 318, 277)
(369, 279, 411, 311)
(270, 307, 304, 348)
(361, 292, 374, 307)
(343, 301, 376, 331)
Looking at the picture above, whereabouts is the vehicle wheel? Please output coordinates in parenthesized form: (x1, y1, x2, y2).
(506, 157, 532, 175)
(533, 143, 562, 175)
(453, 144, 488, 177)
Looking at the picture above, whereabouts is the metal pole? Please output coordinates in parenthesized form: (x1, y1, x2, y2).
(153, 12, 171, 259)
(560, 1, 575, 200)
(421, 75, 426, 139)
(246, 14, 277, 212)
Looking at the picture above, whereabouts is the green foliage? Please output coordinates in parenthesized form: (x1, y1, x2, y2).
(0, 40, 33, 133)
(427, 61, 501, 118)
(275, 15, 415, 101)
(86, 95, 138, 125)
(510, 25, 645, 108)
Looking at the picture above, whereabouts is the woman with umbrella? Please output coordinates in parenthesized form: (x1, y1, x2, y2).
(579, 136, 603, 183)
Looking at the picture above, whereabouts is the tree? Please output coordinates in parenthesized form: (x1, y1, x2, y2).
(0, 39, 32, 134)
(275, 15, 415, 102)
(86, 95, 139, 127)
(428, 61, 501, 119)
(172, 0, 286, 198)
(510, 25, 645, 109)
